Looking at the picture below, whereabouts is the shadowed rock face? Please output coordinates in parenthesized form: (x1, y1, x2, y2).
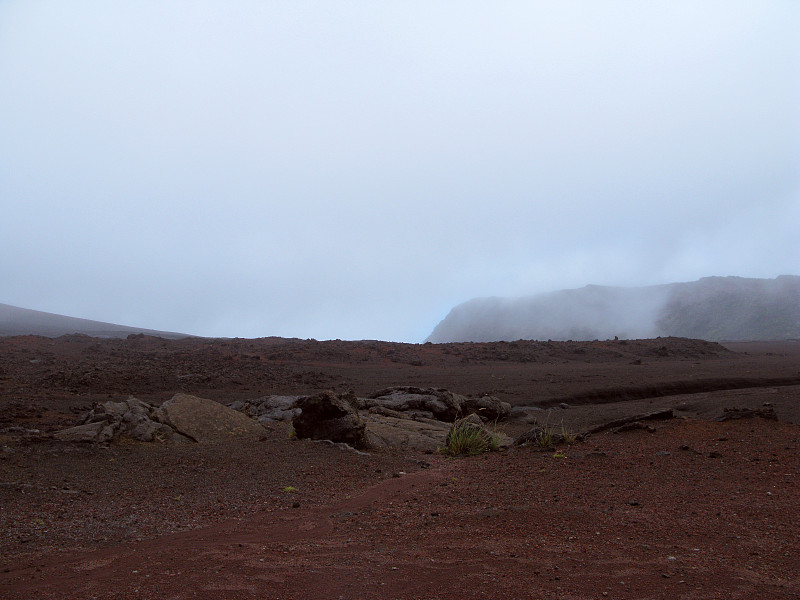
(427, 275, 800, 343)
(293, 391, 367, 448)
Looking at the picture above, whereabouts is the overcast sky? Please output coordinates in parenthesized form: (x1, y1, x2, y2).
(1, 1, 798, 342)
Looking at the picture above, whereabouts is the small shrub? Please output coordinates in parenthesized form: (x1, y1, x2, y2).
(444, 418, 500, 456)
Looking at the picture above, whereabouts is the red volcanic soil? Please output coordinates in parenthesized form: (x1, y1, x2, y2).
(1, 335, 799, 599)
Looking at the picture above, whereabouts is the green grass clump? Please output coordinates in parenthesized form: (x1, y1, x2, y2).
(561, 422, 577, 445)
(529, 413, 557, 448)
(444, 418, 500, 456)
(525, 415, 577, 448)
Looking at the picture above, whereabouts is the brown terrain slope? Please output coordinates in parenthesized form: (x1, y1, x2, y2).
(1, 334, 799, 599)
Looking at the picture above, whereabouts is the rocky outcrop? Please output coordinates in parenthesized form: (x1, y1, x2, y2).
(229, 395, 303, 424)
(55, 396, 185, 443)
(292, 391, 367, 448)
(55, 394, 266, 444)
(362, 387, 466, 422)
(222, 387, 512, 452)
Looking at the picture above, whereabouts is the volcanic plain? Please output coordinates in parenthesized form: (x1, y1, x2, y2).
(1, 334, 799, 599)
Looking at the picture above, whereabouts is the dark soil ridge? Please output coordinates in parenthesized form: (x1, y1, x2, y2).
(540, 375, 800, 408)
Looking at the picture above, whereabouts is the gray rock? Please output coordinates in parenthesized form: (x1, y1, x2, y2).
(230, 395, 304, 422)
(129, 420, 176, 443)
(364, 414, 451, 452)
(122, 398, 151, 425)
(156, 393, 267, 443)
(54, 422, 106, 442)
(368, 405, 407, 420)
(96, 401, 128, 421)
(98, 424, 116, 442)
(257, 408, 300, 424)
(364, 387, 465, 422)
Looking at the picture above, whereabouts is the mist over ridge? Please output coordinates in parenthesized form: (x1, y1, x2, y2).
(426, 276, 800, 343)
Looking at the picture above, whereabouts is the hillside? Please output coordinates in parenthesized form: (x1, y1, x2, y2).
(427, 275, 800, 343)
(0, 303, 191, 339)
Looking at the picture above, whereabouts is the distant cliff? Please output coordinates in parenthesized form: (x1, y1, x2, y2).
(426, 276, 800, 343)
(0, 303, 192, 339)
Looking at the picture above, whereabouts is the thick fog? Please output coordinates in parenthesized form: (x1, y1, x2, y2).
(427, 284, 673, 343)
(1, 2, 798, 342)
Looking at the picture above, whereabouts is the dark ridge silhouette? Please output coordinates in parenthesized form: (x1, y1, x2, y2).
(0, 302, 192, 339)
(427, 275, 800, 343)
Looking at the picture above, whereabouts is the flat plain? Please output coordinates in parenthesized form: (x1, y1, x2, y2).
(1, 334, 798, 599)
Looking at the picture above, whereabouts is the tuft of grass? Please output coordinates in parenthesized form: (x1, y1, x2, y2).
(561, 422, 577, 445)
(443, 418, 500, 456)
(527, 415, 576, 448)
(282, 486, 298, 492)
(530, 413, 557, 448)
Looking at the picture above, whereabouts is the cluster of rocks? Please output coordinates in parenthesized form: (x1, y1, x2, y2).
(55, 393, 266, 444)
(281, 388, 512, 453)
(360, 387, 511, 422)
(232, 387, 510, 426)
(226, 387, 513, 452)
(54, 387, 513, 453)
(229, 395, 303, 424)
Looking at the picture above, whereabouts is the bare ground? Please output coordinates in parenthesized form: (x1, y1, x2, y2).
(1, 335, 798, 599)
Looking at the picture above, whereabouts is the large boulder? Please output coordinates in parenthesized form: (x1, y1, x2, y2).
(293, 391, 367, 448)
(154, 393, 267, 443)
(364, 414, 452, 453)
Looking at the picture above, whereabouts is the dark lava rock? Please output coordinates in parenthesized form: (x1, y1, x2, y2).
(715, 407, 778, 422)
(293, 391, 367, 448)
